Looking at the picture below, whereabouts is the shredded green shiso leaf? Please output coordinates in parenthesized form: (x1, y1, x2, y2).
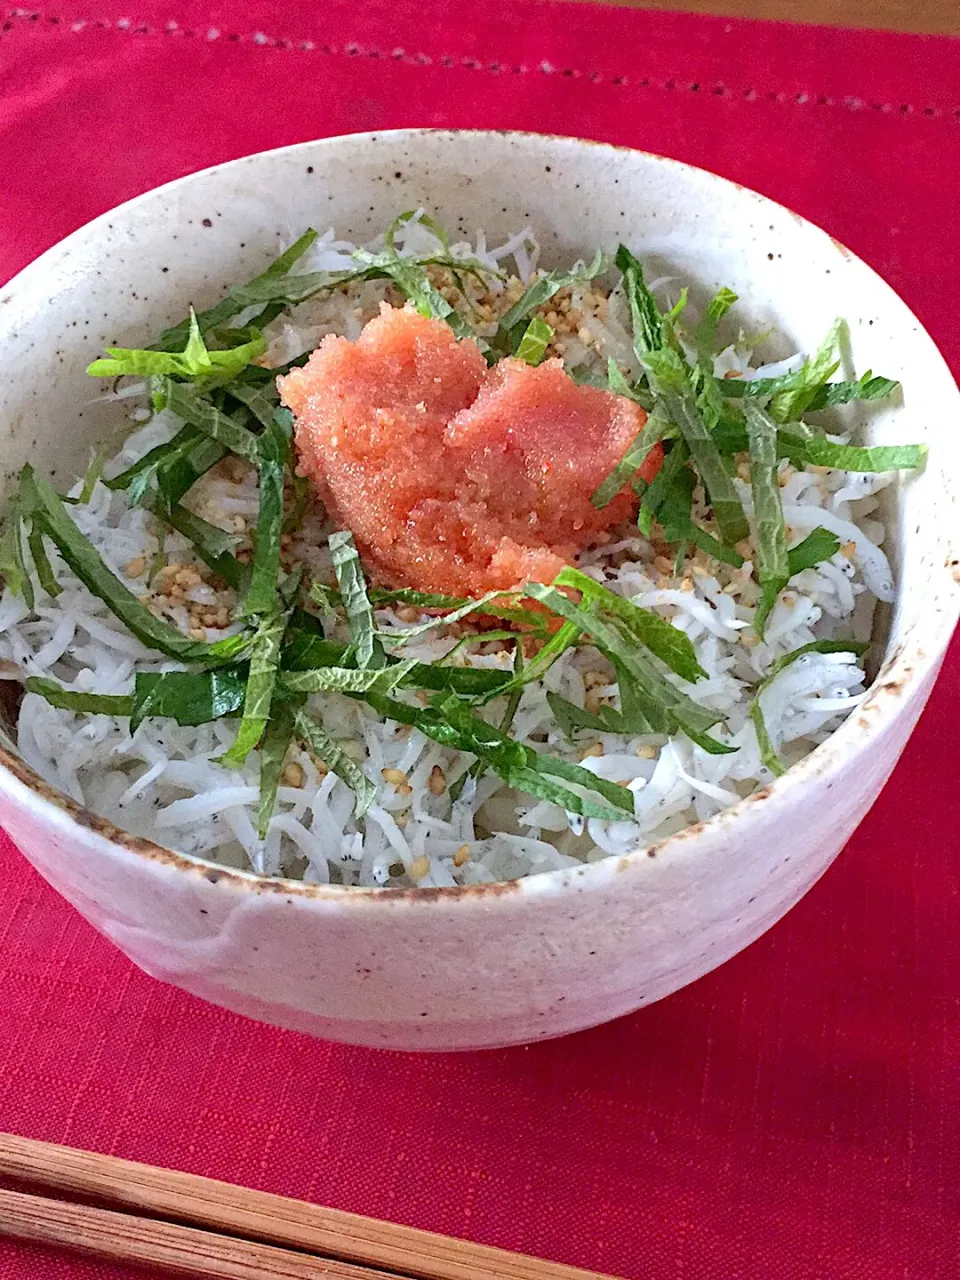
(0, 218, 926, 848)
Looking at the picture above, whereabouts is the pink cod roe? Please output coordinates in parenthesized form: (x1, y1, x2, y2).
(278, 304, 660, 597)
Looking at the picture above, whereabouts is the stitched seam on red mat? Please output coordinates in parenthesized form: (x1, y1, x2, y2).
(2, 7, 959, 121)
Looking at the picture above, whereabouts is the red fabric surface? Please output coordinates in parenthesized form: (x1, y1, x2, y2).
(1, 3, 959, 1277)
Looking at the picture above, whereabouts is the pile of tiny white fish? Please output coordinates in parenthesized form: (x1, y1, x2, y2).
(0, 213, 924, 887)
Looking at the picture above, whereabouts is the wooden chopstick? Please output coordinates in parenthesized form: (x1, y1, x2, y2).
(0, 1186, 399, 1280)
(0, 1133, 619, 1280)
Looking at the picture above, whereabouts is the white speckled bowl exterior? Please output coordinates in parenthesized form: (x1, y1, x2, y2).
(0, 132, 957, 1051)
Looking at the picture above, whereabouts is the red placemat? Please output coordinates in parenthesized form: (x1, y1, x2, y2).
(1, 4, 959, 1277)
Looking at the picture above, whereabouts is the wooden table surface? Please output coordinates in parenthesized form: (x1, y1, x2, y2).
(566, 0, 959, 36)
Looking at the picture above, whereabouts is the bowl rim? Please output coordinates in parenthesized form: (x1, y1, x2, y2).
(1, 126, 957, 906)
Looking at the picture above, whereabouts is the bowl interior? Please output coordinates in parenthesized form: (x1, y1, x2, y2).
(0, 129, 957, 747)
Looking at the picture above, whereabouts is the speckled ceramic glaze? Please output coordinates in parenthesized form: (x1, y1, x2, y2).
(0, 132, 957, 1051)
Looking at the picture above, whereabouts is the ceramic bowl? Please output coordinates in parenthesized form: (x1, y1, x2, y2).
(0, 131, 957, 1051)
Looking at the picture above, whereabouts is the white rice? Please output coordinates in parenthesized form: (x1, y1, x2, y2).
(0, 218, 894, 888)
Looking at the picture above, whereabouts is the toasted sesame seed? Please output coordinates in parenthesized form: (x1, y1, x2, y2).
(396, 783, 414, 798)
(580, 743, 604, 759)
(282, 762, 305, 788)
(636, 744, 657, 759)
(428, 765, 446, 795)
(397, 606, 419, 623)
(453, 845, 470, 867)
(125, 556, 147, 578)
(381, 767, 407, 786)
(410, 855, 430, 879)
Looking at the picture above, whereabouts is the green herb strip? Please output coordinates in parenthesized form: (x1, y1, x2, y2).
(281, 660, 418, 696)
(494, 251, 605, 350)
(104, 426, 200, 493)
(294, 710, 377, 817)
(219, 611, 289, 766)
(281, 624, 511, 697)
(546, 691, 651, 740)
(108, 427, 228, 512)
(256, 696, 304, 837)
(131, 668, 248, 731)
(605, 359, 654, 409)
(637, 440, 691, 536)
(159, 381, 259, 461)
(88, 310, 265, 383)
(749, 700, 784, 777)
(476, 621, 580, 704)
(745, 402, 790, 636)
(527, 583, 728, 750)
(367, 691, 634, 821)
(811, 374, 899, 408)
(0, 504, 31, 608)
(614, 245, 665, 360)
(711, 418, 924, 475)
(27, 524, 61, 598)
(228, 380, 281, 429)
(150, 502, 246, 592)
(329, 530, 381, 668)
(554, 566, 706, 683)
(368, 587, 549, 633)
(153, 230, 320, 351)
(376, 590, 509, 642)
(803, 439, 926, 472)
(358, 253, 483, 347)
(749, 638, 869, 775)
(787, 527, 841, 576)
(25, 677, 134, 717)
(384, 211, 451, 254)
(591, 404, 669, 510)
(767, 320, 843, 423)
(515, 316, 553, 366)
(694, 288, 738, 368)
(20, 467, 247, 665)
(660, 508, 745, 568)
(719, 371, 899, 408)
(79, 441, 114, 503)
(241, 410, 292, 618)
(643, 349, 749, 546)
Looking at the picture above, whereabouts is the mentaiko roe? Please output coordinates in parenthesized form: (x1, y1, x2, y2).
(278, 304, 660, 597)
